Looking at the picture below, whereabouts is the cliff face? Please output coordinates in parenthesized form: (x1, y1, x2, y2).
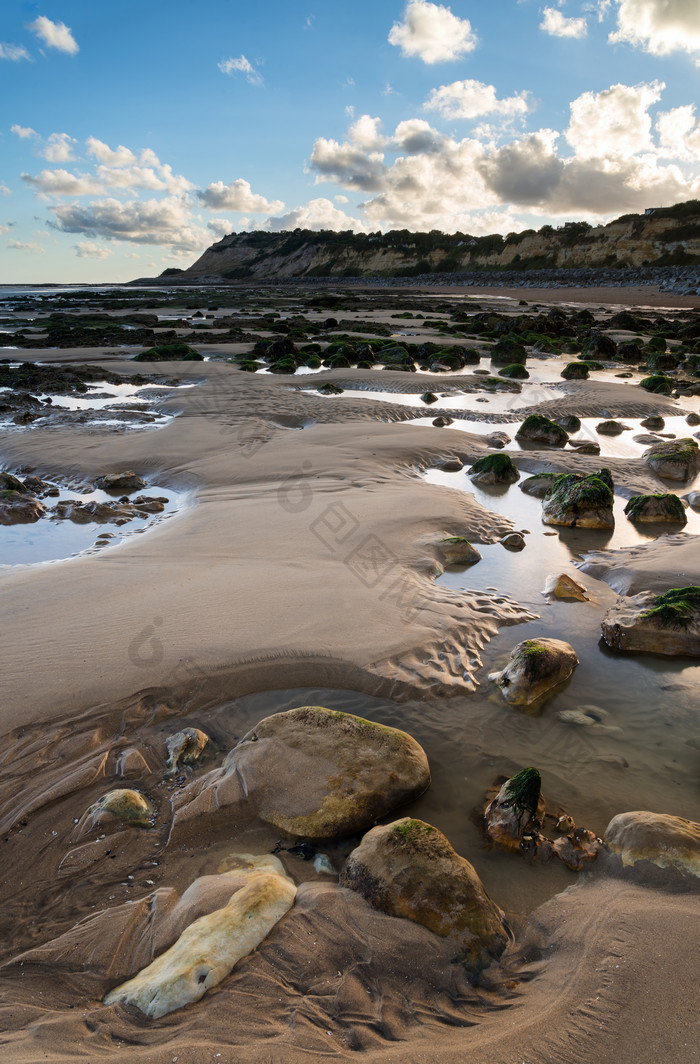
(172, 203, 700, 282)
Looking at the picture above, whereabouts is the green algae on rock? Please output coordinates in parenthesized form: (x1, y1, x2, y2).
(339, 818, 510, 973)
(643, 437, 700, 481)
(601, 587, 700, 656)
(623, 494, 687, 524)
(85, 788, 155, 829)
(439, 535, 482, 565)
(515, 414, 569, 447)
(468, 452, 520, 485)
(541, 469, 614, 529)
(488, 637, 579, 706)
(133, 342, 203, 362)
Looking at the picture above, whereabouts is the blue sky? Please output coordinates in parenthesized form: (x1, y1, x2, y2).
(1, 0, 700, 282)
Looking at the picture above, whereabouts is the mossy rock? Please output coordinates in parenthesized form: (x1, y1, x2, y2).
(498, 363, 529, 379)
(317, 382, 343, 395)
(561, 362, 589, 380)
(515, 414, 569, 447)
(421, 391, 439, 404)
(439, 536, 481, 565)
(488, 638, 579, 706)
(643, 437, 700, 481)
(601, 588, 700, 656)
(640, 587, 700, 628)
(520, 473, 559, 498)
(133, 343, 203, 362)
(624, 494, 687, 524)
(542, 470, 614, 529)
(491, 339, 527, 365)
(640, 374, 674, 395)
(469, 452, 520, 485)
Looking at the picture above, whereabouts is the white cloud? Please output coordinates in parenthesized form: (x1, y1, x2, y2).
(540, 7, 588, 38)
(264, 197, 368, 232)
(11, 124, 37, 139)
(347, 114, 388, 150)
(424, 79, 532, 120)
(657, 105, 700, 160)
(609, 0, 700, 59)
(51, 197, 210, 249)
(218, 54, 263, 85)
(206, 218, 233, 238)
(0, 43, 31, 61)
(566, 80, 664, 158)
(86, 137, 137, 167)
(28, 16, 79, 55)
(335, 194, 350, 203)
(388, 1, 477, 63)
(195, 178, 284, 212)
(22, 169, 101, 196)
(310, 135, 387, 191)
(0, 183, 10, 196)
(74, 240, 111, 259)
(41, 132, 77, 162)
(7, 240, 46, 254)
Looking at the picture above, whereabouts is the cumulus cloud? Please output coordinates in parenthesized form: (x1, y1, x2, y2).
(566, 80, 664, 158)
(41, 132, 77, 162)
(8, 240, 46, 254)
(478, 130, 564, 204)
(51, 197, 210, 249)
(11, 124, 37, 139)
(74, 240, 111, 259)
(218, 54, 263, 84)
(28, 16, 79, 55)
(424, 79, 532, 120)
(540, 7, 588, 38)
(206, 218, 233, 238)
(0, 43, 31, 61)
(657, 105, 700, 160)
(264, 197, 368, 232)
(22, 169, 101, 196)
(388, 1, 477, 63)
(196, 179, 284, 212)
(310, 135, 387, 191)
(609, 0, 700, 59)
(86, 137, 137, 167)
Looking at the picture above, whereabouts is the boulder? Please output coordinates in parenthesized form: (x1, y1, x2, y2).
(541, 470, 614, 529)
(561, 362, 589, 380)
(488, 637, 579, 706)
(500, 532, 526, 551)
(437, 458, 463, 472)
(543, 572, 588, 601)
(520, 473, 559, 498)
(104, 868, 296, 1018)
(596, 420, 629, 436)
(641, 416, 665, 430)
(604, 811, 700, 877)
(643, 437, 700, 481)
(468, 452, 519, 485)
(421, 391, 439, 404)
(515, 414, 569, 447)
(52, 499, 136, 524)
(439, 536, 481, 565)
(165, 727, 209, 777)
(83, 788, 155, 831)
(568, 439, 601, 455)
(172, 707, 430, 841)
(340, 818, 509, 971)
(95, 471, 147, 494)
(432, 415, 453, 427)
(491, 338, 527, 365)
(556, 415, 581, 432)
(484, 768, 543, 851)
(485, 430, 510, 449)
(0, 472, 25, 492)
(601, 587, 700, 657)
(623, 494, 687, 524)
(0, 491, 45, 524)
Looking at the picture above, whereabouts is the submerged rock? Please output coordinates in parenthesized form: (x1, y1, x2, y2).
(104, 868, 296, 1018)
(468, 452, 519, 485)
(488, 637, 579, 706)
(541, 469, 614, 529)
(643, 437, 700, 481)
(340, 818, 509, 972)
(515, 414, 569, 447)
(173, 706, 430, 842)
(604, 811, 700, 877)
(623, 493, 687, 524)
(439, 535, 481, 565)
(165, 727, 209, 777)
(601, 587, 700, 657)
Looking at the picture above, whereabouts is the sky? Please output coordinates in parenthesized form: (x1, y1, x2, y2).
(1, 0, 700, 283)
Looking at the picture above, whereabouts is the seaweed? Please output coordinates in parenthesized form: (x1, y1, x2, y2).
(640, 586, 700, 629)
(501, 767, 541, 829)
(624, 494, 686, 522)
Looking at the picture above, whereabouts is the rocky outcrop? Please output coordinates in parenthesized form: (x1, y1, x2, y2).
(489, 638, 579, 706)
(339, 818, 509, 971)
(172, 706, 430, 841)
(604, 811, 700, 876)
(601, 587, 700, 656)
(0, 491, 46, 524)
(541, 469, 615, 529)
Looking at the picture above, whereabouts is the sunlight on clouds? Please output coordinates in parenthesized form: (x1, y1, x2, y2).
(8, 240, 46, 254)
(540, 7, 588, 38)
(41, 133, 77, 163)
(609, 0, 700, 60)
(206, 218, 233, 238)
(264, 197, 368, 232)
(566, 81, 664, 158)
(28, 16, 79, 55)
(657, 105, 700, 160)
(218, 55, 263, 85)
(424, 79, 532, 120)
(388, 1, 477, 64)
(196, 179, 284, 213)
(74, 241, 111, 259)
(22, 169, 101, 196)
(11, 125, 37, 139)
(51, 197, 210, 250)
(86, 138, 138, 167)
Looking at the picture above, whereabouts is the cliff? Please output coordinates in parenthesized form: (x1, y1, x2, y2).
(166, 201, 700, 283)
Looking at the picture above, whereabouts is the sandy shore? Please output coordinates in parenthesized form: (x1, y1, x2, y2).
(0, 286, 698, 1063)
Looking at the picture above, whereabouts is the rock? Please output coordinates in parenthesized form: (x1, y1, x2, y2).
(601, 587, 700, 657)
(615, 341, 643, 362)
(340, 819, 509, 971)
(432, 414, 453, 427)
(561, 362, 589, 380)
(166, 727, 209, 777)
(643, 437, 700, 481)
(52, 499, 136, 524)
(500, 532, 526, 551)
(437, 458, 463, 472)
(491, 338, 527, 364)
(484, 768, 543, 851)
(0, 491, 46, 524)
(582, 330, 617, 358)
(541, 469, 614, 529)
(520, 473, 559, 498)
(684, 491, 700, 510)
(132, 494, 168, 514)
(641, 416, 665, 430)
(95, 471, 147, 494)
(421, 391, 439, 404)
(488, 638, 579, 706)
(84, 788, 155, 830)
(604, 811, 700, 876)
(0, 472, 25, 492)
(543, 573, 588, 601)
(498, 363, 529, 379)
(515, 414, 569, 447)
(318, 382, 343, 395)
(640, 374, 674, 395)
(556, 415, 581, 432)
(485, 430, 510, 448)
(557, 708, 598, 726)
(686, 412, 700, 427)
(313, 853, 336, 876)
(439, 536, 481, 565)
(623, 493, 687, 524)
(468, 452, 519, 485)
(104, 868, 296, 1017)
(173, 707, 430, 841)
(596, 419, 629, 435)
(568, 439, 601, 455)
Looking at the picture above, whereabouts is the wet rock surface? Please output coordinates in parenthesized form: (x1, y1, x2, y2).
(489, 637, 579, 706)
(604, 811, 700, 876)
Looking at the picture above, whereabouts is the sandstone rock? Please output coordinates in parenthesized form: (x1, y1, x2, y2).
(173, 707, 430, 841)
(543, 572, 588, 600)
(604, 811, 700, 876)
(95, 471, 147, 493)
(165, 727, 209, 777)
(568, 439, 601, 455)
(437, 458, 463, 472)
(641, 416, 665, 430)
(485, 430, 510, 448)
(556, 415, 581, 432)
(439, 536, 481, 565)
(684, 490, 700, 510)
(541, 469, 614, 529)
(489, 638, 579, 706)
(340, 818, 509, 971)
(643, 437, 700, 481)
(0, 491, 45, 524)
(623, 493, 687, 524)
(601, 588, 700, 657)
(132, 494, 168, 514)
(84, 788, 155, 831)
(104, 868, 296, 1017)
(469, 452, 519, 485)
(515, 414, 569, 447)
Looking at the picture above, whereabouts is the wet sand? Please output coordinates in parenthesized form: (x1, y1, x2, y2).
(0, 283, 698, 1063)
